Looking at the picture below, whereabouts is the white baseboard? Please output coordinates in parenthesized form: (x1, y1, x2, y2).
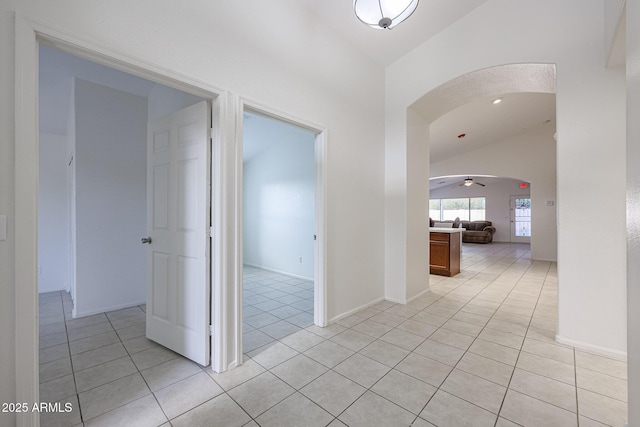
(406, 287, 431, 304)
(385, 289, 430, 305)
(243, 263, 313, 281)
(328, 297, 385, 324)
(555, 335, 627, 361)
(222, 359, 238, 373)
(385, 297, 406, 304)
(73, 300, 146, 319)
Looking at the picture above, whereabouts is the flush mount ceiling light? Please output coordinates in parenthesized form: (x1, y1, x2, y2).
(492, 98, 503, 104)
(354, 0, 419, 29)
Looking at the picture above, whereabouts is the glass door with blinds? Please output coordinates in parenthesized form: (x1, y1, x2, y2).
(510, 196, 531, 243)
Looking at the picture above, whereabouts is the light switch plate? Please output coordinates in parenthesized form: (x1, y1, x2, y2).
(0, 215, 6, 241)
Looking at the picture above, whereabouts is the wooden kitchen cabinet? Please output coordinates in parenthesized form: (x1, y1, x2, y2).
(429, 229, 461, 277)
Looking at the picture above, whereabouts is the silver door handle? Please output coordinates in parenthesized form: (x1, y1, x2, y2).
(141, 237, 152, 244)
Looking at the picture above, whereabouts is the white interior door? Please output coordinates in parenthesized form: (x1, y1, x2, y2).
(510, 195, 531, 243)
(146, 101, 211, 366)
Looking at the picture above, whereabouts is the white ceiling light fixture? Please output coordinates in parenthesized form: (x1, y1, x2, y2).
(354, 0, 419, 29)
(492, 98, 503, 104)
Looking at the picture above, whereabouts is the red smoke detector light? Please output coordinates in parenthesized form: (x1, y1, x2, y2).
(520, 182, 528, 189)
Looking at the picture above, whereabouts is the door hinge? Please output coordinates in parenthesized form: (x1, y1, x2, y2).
(208, 226, 213, 237)
(208, 128, 214, 140)
(209, 324, 214, 336)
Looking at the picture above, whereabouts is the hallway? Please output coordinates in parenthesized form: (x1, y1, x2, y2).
(38, 243, 627, 426)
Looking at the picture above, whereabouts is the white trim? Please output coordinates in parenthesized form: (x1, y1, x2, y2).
(14, 17, 231, 423)
(33, 19, 224, 100)
(555, 334, 627, 361)
(237, 97, 329, 340)
(72, 301, 146, 319)
(385, 296, 408, 305)
(314, 130, 328, 327)
(15, 15, 40, 427)
(328, 297, 385, 324)
(406, 287, 431, 304)
(210, 92, 232, 373)
(229, 93, 243, 371)
(242, 263, 313, 282)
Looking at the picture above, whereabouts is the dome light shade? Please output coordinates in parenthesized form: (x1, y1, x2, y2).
(354, 0, 419, 29)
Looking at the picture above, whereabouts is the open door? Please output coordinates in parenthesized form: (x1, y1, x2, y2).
(145, 101, 211, 366)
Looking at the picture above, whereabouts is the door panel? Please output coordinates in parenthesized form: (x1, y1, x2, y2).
(510, 196, 531, 243)
(146, 101, 211, 366)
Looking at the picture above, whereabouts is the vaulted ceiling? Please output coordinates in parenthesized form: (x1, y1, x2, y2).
(296, 0, 487, 67)
(40, 1, 577, 173)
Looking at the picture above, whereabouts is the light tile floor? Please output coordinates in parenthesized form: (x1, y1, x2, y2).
(242, 266, 315, 353)
(38, 243, 628, 426)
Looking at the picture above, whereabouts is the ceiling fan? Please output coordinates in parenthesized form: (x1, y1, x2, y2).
(459, 177, 485, 187)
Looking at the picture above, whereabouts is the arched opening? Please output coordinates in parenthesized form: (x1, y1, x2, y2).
(388, 62, 558, 320)
(409, 62, 557, 262)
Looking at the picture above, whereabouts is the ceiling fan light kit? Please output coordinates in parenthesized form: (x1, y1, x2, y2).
(461, 177, 485, 187)
(354, 0, 419, 29)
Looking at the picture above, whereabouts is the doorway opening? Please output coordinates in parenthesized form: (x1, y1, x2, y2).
(240, 110, 320, 355)
(511, 195, 532, 243)
(37, 44, 218, 423)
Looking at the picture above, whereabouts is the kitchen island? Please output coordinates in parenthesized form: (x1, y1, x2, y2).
(429, 228, 463, 277)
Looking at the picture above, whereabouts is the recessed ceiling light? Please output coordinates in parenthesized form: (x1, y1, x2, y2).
(492, 98, 502, 105)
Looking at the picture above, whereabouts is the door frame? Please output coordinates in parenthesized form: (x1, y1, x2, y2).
(15, 17, 229, 425)
(510, 195, 532, 243)
(235, 99, 328, 354)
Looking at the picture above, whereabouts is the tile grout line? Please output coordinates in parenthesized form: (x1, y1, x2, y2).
(574, 347, 580, 427)
(288, 248, 527, 425)
(491, 260, 551, 427)
(410, 248, 533, 425)
(45, 244, 623, 426)
(68, 305, 159, 425)
(63, 292, 85, 424)
(114, 311, 174, 426)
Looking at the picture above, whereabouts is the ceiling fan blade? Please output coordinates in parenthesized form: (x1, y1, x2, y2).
(476, 182, 486, 187)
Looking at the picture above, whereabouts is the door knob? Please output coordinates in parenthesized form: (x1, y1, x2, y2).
(141, 237, 152, 244)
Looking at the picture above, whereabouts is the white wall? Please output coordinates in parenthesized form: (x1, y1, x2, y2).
(386, 0, 627, 355)
(431, 125, 556, 259)
(431, 178, 531, 243)
(404, 110, 430, 302)
(67, 80, 77, 304)
(73, 78, 147, 317)
(147, 84, 203, 122)
(243, 117, 316, 279)
(38, 132, 69, 293)
(11, 0, 386, 323)
(3, 0, 387, 384)
(627, 0, 640, 424)
(605, 0, 626, 64)
(0, 9, 16, 427)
